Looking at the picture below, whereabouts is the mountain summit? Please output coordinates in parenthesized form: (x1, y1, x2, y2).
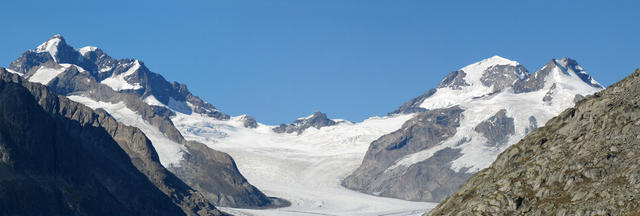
(344, 55, 604, 202)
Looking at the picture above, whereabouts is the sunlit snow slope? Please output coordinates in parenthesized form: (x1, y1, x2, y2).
(172, 112, 437, 216)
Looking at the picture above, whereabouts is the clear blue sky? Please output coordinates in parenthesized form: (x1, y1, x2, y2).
(1, 1, 639, 124)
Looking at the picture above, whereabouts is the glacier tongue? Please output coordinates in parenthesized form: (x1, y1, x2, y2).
(171, 112, 437, 216)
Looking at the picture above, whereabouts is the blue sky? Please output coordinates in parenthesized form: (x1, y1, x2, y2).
(1, 0, 639, 124)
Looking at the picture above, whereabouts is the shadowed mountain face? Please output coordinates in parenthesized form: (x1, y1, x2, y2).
(8, 35, 286, 208)
(428, 69, 640, 215)
(0, 69, 223, 216)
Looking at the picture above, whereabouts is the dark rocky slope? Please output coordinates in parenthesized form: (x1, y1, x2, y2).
(429, 69, 640, 215)
(0, 69, 224, 215)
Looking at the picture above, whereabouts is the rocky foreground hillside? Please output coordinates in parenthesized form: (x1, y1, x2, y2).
(0, 69, 223, 215)
(429, 69, 640, 215)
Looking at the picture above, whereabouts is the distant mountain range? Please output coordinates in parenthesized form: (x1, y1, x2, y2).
(1, 35, 609, 215)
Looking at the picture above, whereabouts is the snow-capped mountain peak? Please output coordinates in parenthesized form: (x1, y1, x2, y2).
(552, 57, 603, 88)
(438, 56, 528, 93)
(78, 46, 99, 56)
(35, 34, 65, 62)
(461, 55, 520, 72)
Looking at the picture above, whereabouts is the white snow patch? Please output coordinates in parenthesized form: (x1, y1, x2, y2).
(297, 113, 317, 120)
(168, 97, 192, 114)
(70, 64, 88, 73)
(5, 68, 22, 75)
(66, 95, 185, 167)
(99, 66, 113, 73)
(143, 95, 167, 107)
(100, 60, 143, 91)
(28, 64, 70, 85)
(78, 46, 98, 56)
(35, 35, 62, 61)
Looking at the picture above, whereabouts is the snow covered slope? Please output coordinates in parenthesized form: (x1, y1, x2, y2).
(343, 56, 604, 203)
(171, 111, 436, 216)
(67, 95, 186, 167)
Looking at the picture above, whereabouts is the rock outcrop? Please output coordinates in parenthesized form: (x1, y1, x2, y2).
(343, 106, 468, 202)
(273, 111, 336, 134)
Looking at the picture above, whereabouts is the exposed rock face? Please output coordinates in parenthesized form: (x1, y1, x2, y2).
(239, 115, 258, 128)
(474, 109, 515, 147)
(346, 56, 603, 203)
(273, 111, 336, 134)
(513, 58, 602, 94)
(343, 106, 466, 202)
(438, 70, 470, 90)
(524, 116, 538, 135)
(7, 35, 282, 208)
(428, 69, 640, 215)
(389, 89, 436, 114)
(513, 60, 558, 93)
(480, 64, 528, 92)
(543, 83, 557, 102)
(0, 69, 223, 216)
